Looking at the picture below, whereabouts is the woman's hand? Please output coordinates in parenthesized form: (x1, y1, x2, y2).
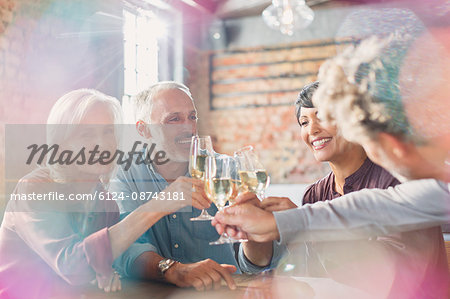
(234, 193, 297, 212)
(142, 177, 200, 215)
(97, 271, 121, 293)
(232, 192, 262, 207)
(260, 197, 297, 212)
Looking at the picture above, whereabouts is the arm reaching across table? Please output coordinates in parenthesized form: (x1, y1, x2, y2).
(213, 179, 450, 244)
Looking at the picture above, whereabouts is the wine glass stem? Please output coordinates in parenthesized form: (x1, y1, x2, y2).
(220, 206, 231, 239)
(199, 209, 210, 216)
(257, 191, 266, 201)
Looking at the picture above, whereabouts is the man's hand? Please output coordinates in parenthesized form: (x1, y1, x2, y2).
(260, 197, 297, 212)
(190, 178, 211, 210)
(164, 259, 237, 291)
(212, 204, 280, 243)
(96, 271, 121, 293)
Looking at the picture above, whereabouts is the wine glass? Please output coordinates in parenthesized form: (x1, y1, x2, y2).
(189, 135, 214, 221)
(226, 158, 249, 243)
(205, 155, 243, 245)
(234, 146, 270, 201)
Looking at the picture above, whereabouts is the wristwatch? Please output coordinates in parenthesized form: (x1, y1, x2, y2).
(158, 258, 177, 276)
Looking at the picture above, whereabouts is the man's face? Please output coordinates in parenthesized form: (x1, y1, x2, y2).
(398, 28, 450, 181)
(148, 88, 198, 162)
(360, 134, 445, 183)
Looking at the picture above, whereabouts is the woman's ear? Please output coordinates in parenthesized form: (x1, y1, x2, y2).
(136, 120, 152, 139)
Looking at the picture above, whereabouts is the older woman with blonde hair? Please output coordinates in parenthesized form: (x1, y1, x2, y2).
(0, 89, 198, 299)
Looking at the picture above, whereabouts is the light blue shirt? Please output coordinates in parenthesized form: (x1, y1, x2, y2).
(237, 241, 285, 274)
(110, 160, 239, 277)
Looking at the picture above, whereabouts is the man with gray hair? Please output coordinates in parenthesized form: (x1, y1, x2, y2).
(111, 81, 238, 291)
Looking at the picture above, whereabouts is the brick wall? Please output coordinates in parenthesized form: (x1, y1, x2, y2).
(0, 0, 123, 214)
(190, 39, 353, 184)
(0, 0, 22, 214)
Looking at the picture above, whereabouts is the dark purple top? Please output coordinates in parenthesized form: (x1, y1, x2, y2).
(302, 159, 448, 298)
(303, 158, 399, 204)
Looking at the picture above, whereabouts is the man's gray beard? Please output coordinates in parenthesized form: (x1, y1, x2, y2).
(154, 143, 188, 163)
(149, 127, 189, 163)
(168, 152, 189, 163)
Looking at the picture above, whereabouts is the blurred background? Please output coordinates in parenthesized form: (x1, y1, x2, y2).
(0, 0, 448, 214)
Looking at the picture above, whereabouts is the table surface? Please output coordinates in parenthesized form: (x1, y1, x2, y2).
(63, 274, 376, 299)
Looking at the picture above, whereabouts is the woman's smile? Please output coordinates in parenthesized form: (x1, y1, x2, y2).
(311, 137, 332, 150)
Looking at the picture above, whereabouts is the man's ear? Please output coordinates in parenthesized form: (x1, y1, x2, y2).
(136, 120, 152, 139)
(377, 132, 411, 161)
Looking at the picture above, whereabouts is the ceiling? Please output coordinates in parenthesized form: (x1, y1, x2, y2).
(170, 0, 450, 27)
(172, 0, 340, 19)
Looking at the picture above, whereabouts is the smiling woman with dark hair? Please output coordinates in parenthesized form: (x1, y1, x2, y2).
(294, 81, 397, 202)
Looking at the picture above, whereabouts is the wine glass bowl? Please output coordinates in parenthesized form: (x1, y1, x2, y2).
(238, 170, 269, 195)
(189, 135, 215, 221)
(234, 146, 270, 201)
(205, 155, 244, 245)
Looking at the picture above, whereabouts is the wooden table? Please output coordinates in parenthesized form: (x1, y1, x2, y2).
(64, 274, 375, 299)
(78, 279, 245, 299)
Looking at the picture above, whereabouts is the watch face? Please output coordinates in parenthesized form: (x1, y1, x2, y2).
(159, 258, 175, 274)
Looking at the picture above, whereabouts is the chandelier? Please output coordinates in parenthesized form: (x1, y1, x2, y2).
(262, 0, 314, 36)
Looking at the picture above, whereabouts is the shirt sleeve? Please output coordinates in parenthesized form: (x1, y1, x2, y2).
(237, 242, 286, 274)
(109, 167, 160, 277)
(12, 209, 114, 286)
(109, 167, 142, 215)
(274, 179, 450, 244)
(113, 242, 159, 277)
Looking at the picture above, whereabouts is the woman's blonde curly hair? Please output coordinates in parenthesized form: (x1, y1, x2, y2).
(314, 34, 424, 145)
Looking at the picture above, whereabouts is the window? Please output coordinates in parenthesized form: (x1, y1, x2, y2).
(122, 4, 179, 123)
(123, 8, 162, 96)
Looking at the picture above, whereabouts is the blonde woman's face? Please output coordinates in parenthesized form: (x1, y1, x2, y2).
(65, 103, 117, 179)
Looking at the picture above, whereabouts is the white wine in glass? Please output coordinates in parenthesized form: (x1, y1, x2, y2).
(205, 178, 232, 207)
(234, 146, 270, 201)
(206, 156, 244, 245)
(230, 179, 242, 202)
(238, 170, 269, 195)
(189, 154, 208, 179)
(226, 176, 249, 243)
(189, 136, 214, 221)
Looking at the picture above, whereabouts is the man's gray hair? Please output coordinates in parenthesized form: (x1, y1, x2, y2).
(132, 81, 193, 123)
